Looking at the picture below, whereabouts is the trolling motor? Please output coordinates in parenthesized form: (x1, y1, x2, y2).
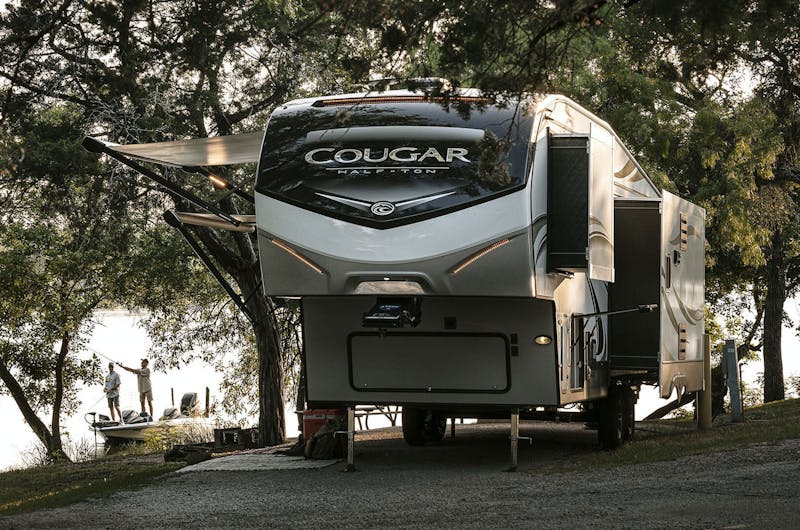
(362, 297, 422, 328)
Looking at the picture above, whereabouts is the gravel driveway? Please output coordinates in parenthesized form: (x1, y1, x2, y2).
(2, 423, 799, 529)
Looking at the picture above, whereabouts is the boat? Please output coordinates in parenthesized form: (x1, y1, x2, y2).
(86, 392, 214, 446)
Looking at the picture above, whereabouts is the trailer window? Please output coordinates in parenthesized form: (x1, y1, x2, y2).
(256, 100, 532, 228)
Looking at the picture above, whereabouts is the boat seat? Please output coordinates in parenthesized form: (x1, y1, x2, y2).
(121, 409, 140, 424)
(161, 407, 181, 420)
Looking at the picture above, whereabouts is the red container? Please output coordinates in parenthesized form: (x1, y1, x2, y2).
(303, 408, 346, 440)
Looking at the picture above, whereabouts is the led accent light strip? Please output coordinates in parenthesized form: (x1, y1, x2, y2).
(451, 238, 512, 275)
(270, 239, 324, 275)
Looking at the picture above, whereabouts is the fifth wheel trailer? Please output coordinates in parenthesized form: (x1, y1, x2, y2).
(254, 91, 706, 449)
(84, 88, 706, 460)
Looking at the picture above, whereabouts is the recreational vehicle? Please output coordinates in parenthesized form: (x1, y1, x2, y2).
(84, 86, 706, 468)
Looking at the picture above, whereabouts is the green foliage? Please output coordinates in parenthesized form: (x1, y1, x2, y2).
(0, 105, 131, 422)
(0, 457, 183, 515)
(214, 304, 303, 425)
(545, 2, 799, 381)
(787, 374, 800, 397)
(572, 398, 800, 472)
(0, 0, 390, 446)
(330, 0, 613, 93)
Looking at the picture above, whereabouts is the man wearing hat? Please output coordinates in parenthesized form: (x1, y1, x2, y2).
(104, 362, 122, 421)
(121, 359, 153, 418)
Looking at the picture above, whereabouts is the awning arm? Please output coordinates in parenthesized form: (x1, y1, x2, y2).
(184, 165, 255, 204)
(83, 136, 241, 228)
(163, 210, 254, 322)
(173, 212, 255, 233)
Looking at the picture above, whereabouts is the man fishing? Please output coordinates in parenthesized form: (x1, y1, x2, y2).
(104, 362, 122, 421)
(121, 359, 153, 418)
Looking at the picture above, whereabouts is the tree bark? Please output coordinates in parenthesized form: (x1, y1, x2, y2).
(49, 332, 70, 460)
(240, 265, 285, 446)
(763, 230, 786, 402)
(254, 314, 286, 446)
(295, 363, 306, 435)
(0, 358, 71, 462)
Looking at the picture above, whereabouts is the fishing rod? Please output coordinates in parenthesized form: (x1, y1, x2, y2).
(86, 392, 108, 410)
(86, 346, 125, 366)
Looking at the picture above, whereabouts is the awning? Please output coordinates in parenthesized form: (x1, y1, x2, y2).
(84, 132, 263, 168)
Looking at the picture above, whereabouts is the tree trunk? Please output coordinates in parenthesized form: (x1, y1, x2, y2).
(0, 358, 71, 462)
(239, 265, 285, 447)
(763, 230, 786, 403)
(252, 301, 286, 446)
(295, 364, 306, 435)
(49, 332, 70, 460)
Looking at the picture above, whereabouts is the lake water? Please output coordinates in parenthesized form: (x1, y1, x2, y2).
(2, 309, 799, 470)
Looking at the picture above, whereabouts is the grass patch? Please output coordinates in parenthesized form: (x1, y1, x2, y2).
(572, 398, 800, 471)
(0, 456, 184, 516)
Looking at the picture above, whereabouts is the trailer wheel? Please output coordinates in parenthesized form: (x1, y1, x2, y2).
(423, 412, 447, 443)
(402, 407, 427, 445)
(402, 408, 447, 445)
(597, 387, 625, 450)
(621, 386, 636, 441)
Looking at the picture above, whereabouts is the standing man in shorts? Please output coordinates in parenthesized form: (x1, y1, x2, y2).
(122, 359, 153, 418)
(104, 362, 121, 421)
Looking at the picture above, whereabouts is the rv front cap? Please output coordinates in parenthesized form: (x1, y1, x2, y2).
(304, 147, 471, 165)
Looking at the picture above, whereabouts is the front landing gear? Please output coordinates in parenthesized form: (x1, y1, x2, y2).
(597, 384, 636, 449)
(508, 409, 532, 471)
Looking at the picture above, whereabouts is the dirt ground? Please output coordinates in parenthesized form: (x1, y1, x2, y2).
(2, 422, 799, 529)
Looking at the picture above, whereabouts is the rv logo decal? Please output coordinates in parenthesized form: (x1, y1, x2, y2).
(304, 147, 471, 165)
(315, 191, 456, 217)
(370, 201, 396, 216)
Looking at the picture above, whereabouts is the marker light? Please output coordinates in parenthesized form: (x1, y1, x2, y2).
(534, 335, 552, 346)
(450, 238, 511, 275)
(208, 174, 228, 189)
(270, 239, 324, 275)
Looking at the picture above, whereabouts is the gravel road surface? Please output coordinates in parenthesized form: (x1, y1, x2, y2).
(2, 423, 799, 529)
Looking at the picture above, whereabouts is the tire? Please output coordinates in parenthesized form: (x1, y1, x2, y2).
(402, 408, 447, 445)
(402, 407, 427, 445)
(423, 412, 447, 443)
(597, 387, 625, 450)
(621, 386, 636, 441)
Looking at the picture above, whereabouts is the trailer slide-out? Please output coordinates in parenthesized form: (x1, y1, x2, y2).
(85, 87, 705, 468)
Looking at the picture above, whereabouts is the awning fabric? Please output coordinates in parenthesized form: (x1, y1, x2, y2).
(99, 132, 263, 167)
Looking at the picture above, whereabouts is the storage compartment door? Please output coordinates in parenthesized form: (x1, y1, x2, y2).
(348, 332, 510, 393)
(659, 191, 706, 398)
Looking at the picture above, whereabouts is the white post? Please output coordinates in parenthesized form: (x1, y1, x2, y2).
(724, 339, 744, 422)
